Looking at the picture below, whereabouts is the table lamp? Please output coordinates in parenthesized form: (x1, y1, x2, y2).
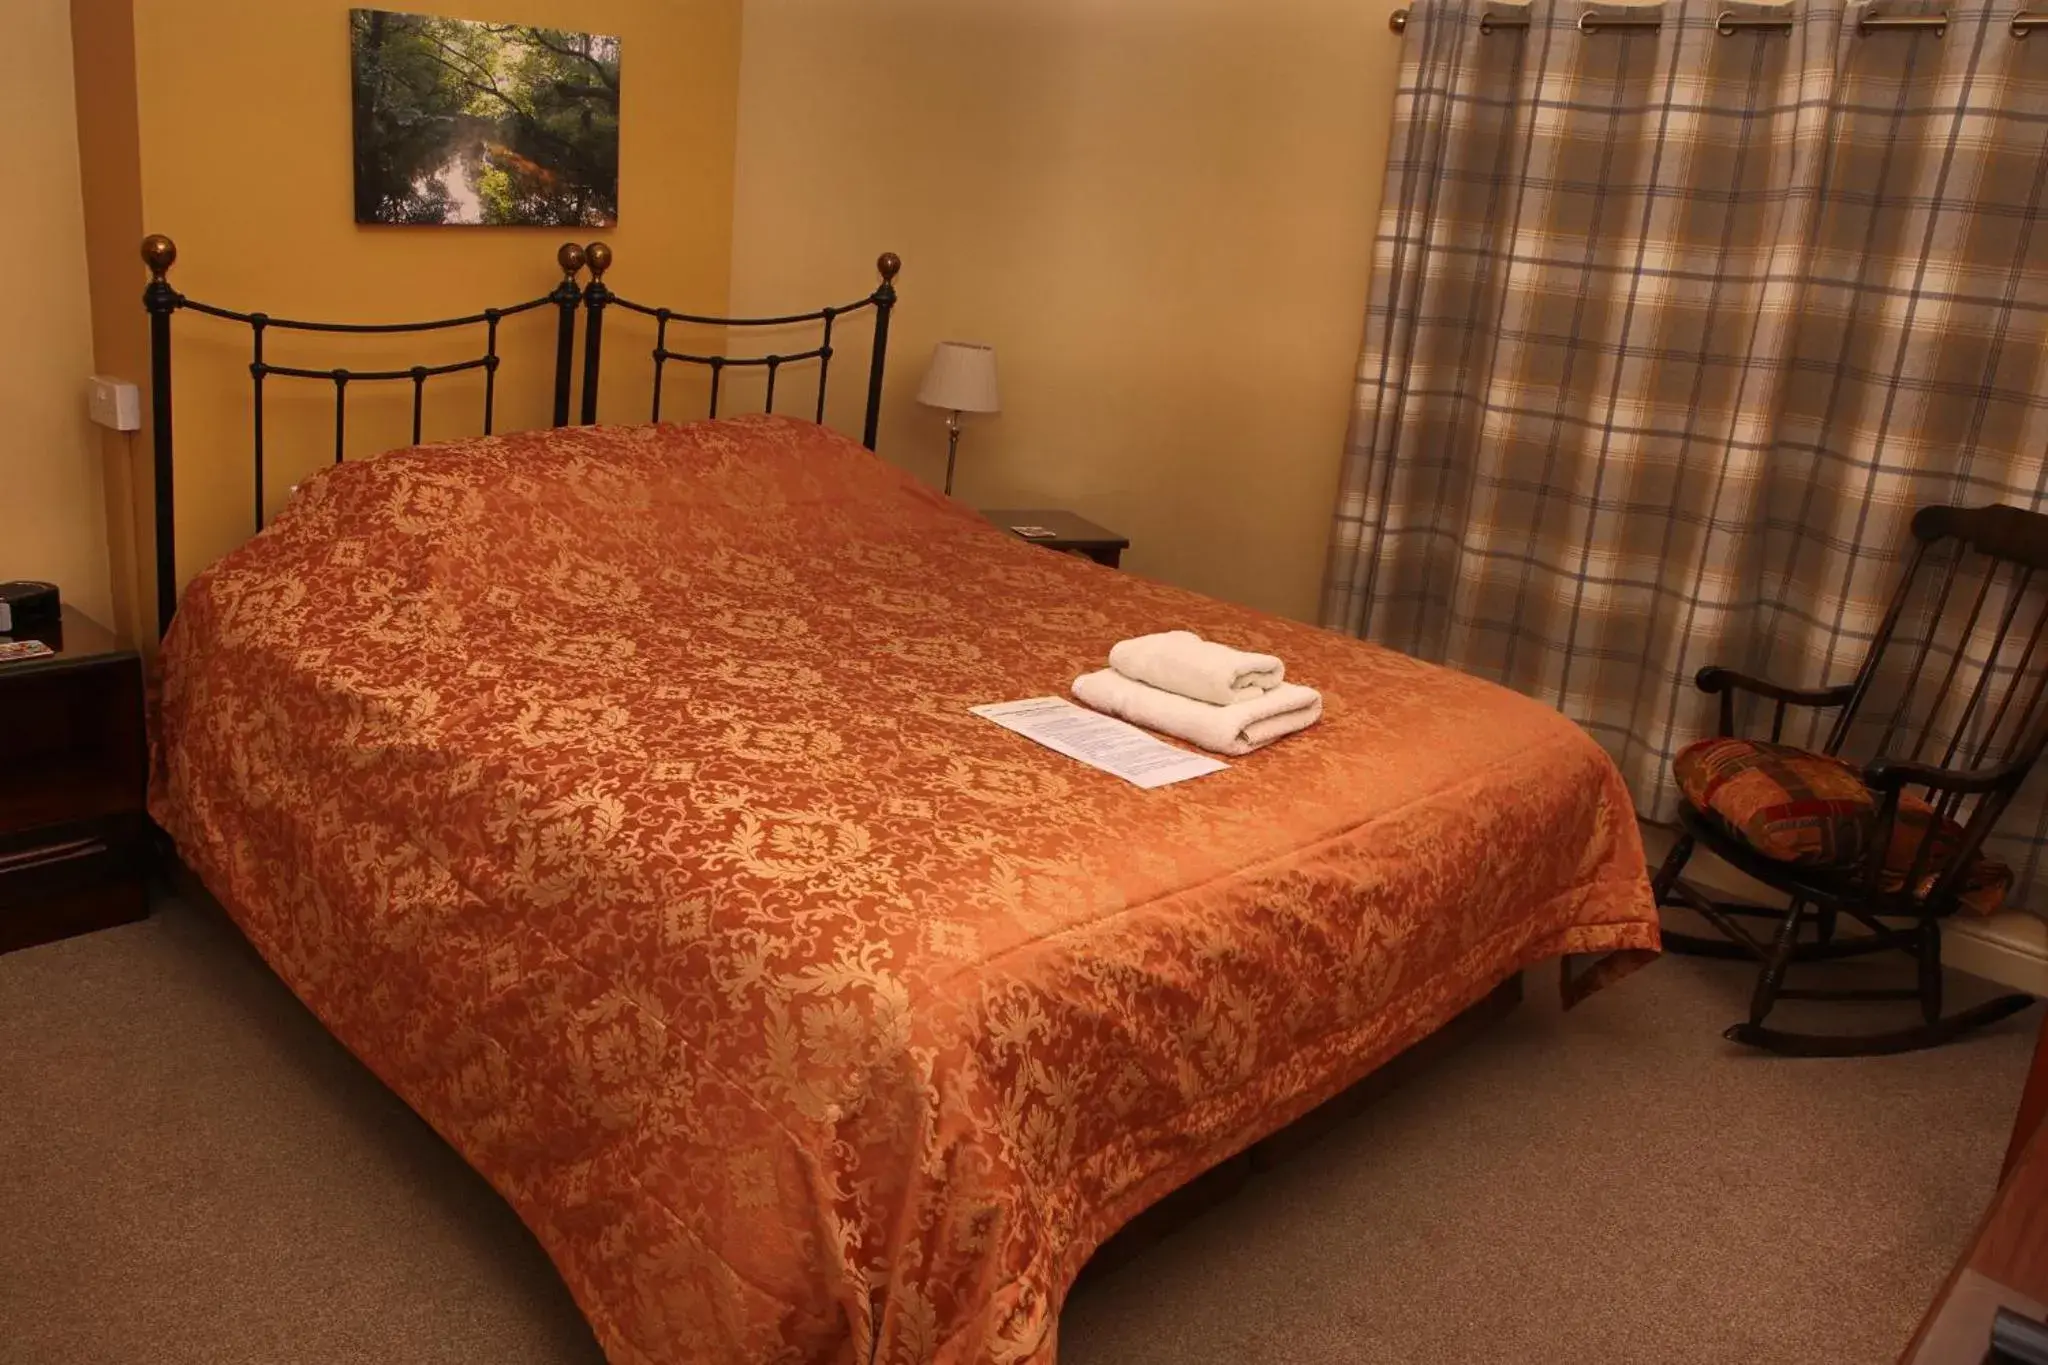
(916, 341, 1000, 495)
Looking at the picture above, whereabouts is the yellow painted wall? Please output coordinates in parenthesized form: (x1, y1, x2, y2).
(2, 0, 113, 627)
(66, 0, 1393, 629)
(728, 0, 1403, 621)
(78, 0, 742, 627)
(74, 0, 149, 645)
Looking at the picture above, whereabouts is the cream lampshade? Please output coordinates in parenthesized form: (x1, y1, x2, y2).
(916, 341, 1000, 495)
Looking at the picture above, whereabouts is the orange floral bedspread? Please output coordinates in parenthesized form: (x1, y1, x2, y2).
(151, 415, 1658, 1365)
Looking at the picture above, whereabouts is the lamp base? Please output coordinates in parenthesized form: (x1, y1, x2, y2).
(944, 412, 962, 496)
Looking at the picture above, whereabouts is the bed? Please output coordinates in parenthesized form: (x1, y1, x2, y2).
(142, 241, 1659, 1364)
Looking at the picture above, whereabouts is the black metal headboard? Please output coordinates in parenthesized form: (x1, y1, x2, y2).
(141, 235, 902, 640)
(578, 244, 901, 448)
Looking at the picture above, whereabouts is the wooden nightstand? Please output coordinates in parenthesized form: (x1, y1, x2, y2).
(0, 606, 149, 954)
(982, 509, 1129, 569)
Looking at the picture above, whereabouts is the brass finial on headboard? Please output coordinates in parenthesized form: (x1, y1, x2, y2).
(557, 241, 587, 278)
(141, 233, 178, 280)
(583, 241, 612, 280)
(876, 252, 902, 283)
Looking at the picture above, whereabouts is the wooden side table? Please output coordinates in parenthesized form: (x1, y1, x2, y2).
(0, 606, 149, 954)
(981, 509, 1129, 568)
(1902, 1004, 2048, 1362)
(2006, 1009, 2048, 1181)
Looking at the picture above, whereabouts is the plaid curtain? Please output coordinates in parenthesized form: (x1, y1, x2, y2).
(1324, 0, 2048, 908)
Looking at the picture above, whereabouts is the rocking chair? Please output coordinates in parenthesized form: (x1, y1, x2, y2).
(1653, 504, 2048, 1057)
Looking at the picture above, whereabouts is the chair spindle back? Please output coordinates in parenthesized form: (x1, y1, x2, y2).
(1823, 504, 2048, 844)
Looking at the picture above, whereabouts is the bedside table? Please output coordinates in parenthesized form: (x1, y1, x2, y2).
(982, 509, 1129, 569)
(0, 606, 149, 954)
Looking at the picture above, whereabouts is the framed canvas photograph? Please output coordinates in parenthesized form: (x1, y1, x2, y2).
(349, 9, 620, 227)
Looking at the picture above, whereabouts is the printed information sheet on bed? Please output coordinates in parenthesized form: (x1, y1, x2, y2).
(970, 697, 1228, 789)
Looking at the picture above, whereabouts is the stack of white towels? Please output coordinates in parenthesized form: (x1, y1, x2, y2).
(1073, 630, 1323, 756)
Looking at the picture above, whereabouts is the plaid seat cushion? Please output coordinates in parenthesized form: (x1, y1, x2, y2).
(1673, 739, 1875, 865)
(1673, 738, 2013, 915)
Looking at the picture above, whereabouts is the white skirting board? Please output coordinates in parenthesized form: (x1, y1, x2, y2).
(1639, 821, 2048, 996)
(1944, 915, 2048, 996)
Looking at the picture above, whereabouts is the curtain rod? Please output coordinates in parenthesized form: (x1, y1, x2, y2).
(1385, 7, 1965, 34)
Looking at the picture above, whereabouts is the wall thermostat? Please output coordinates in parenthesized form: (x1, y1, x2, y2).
(89, 376, 143, 433)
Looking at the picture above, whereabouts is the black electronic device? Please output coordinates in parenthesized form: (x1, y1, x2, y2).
(0, 581, 59, 635)
(1992, 1308, 2048, 1365)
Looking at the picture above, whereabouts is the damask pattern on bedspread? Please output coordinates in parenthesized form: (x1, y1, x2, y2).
(152, 415, 1658, 1364)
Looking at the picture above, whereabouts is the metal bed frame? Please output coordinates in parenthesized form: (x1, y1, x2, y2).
(140, 233, 900, 639)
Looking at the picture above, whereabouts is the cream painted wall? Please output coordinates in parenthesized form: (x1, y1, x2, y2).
(59, 0, 1391, 631)
(728, 0, 1403, 621)
(2, 0, 113, 627)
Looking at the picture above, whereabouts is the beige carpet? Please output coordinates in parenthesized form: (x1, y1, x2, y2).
(0, 891, 2033, 1365)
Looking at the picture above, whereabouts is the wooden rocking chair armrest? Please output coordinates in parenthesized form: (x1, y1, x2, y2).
(1694, 668, 1857, 739)
(1693, 667, 1856, 708)
(1864, 753, 2034, 797)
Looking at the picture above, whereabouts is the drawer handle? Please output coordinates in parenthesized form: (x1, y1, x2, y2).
(0, 838, 110, 874)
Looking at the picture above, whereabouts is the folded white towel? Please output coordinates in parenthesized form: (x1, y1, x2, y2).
(1107, 630, 1285, 705)
(1072, 669, 1323, 756)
